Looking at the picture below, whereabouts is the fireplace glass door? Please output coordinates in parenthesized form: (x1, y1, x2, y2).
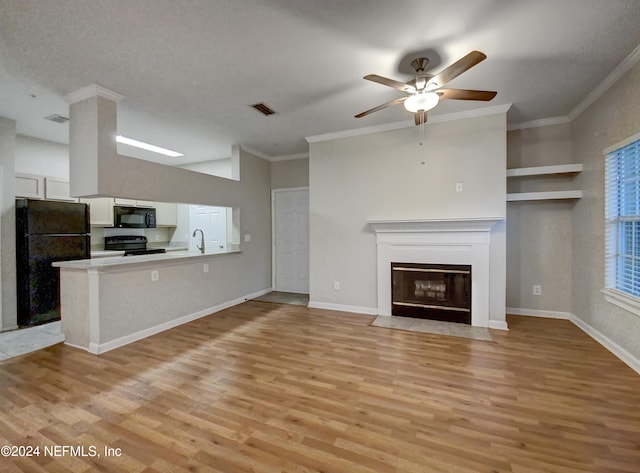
(391, 262, 471, 324)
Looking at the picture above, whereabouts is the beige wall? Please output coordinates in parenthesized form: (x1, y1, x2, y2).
(271, 158, 309, 189)
(67, 94, 273, 311)
(505, 59, 640, 363)
(179, 158, 233, 179)
(571, 60, 640, 360)
(309, 112, 507, 313)
(506, 124, 575, 313)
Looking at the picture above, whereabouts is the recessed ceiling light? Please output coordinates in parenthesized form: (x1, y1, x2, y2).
(116, 135, 184, 157)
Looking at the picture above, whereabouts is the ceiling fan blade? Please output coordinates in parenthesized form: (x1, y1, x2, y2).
(428, 51, 487, 88)
(355, 96, 407, 118)
(364, 74, 415, 93)
(414, 111, 427, 126)
(437, 88, 497, 101)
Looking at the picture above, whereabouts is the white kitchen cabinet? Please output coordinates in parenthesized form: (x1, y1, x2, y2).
(113, 198, 136, 206)
(82, 198, 176, 227)
(16, 173, 76, 201)
(15, 173, 45, 199)
(44, 177, 77, 201)
(80, 197, 115, 226)
(156, 202, 177, 226)
(113, 198, 155, 207)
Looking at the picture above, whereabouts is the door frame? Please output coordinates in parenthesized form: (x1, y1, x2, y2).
(271, 186, 310, 292)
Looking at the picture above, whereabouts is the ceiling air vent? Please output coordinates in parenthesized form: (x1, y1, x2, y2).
(44, 114, 69, 124)
(251, 102, 276, 116)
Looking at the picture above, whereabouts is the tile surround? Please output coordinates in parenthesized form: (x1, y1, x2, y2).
(0, 321, 64, 361)
(371, 315, 493, 341)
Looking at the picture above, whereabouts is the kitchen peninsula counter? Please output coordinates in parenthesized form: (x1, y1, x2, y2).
(53, 248, 255, 354)
(56, 248, 240, 270)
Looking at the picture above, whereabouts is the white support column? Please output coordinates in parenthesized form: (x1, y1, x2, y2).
(65, 84, 122, 197)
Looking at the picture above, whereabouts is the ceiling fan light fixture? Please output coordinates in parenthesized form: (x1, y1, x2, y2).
(403, 91, 439, 113)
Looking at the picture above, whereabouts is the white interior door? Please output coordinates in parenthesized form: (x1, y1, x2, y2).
(273, 188, 309, 294)
(189, 205, 227, 252)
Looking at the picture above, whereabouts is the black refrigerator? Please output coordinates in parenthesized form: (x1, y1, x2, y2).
(16, 198, 90, 326)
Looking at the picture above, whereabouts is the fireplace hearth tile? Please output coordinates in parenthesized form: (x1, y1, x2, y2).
(371, 316, 493, 342)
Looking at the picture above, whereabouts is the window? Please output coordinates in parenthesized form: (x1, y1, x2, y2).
(605, 133, 640, 300)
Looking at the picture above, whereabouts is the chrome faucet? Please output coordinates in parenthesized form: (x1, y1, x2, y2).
(192, 229, 205, 254)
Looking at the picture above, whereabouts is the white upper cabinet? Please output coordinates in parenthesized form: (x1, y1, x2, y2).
(16, 173, 77, 201)
(44, 177, 77, 201)
(156, 202, 177, 227)
(79, 197, 115, 227)
(15, 173, 45, 199)
(114, 198, 155, 207)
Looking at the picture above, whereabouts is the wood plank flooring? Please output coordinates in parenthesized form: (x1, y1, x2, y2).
(1, 302, 639, 473)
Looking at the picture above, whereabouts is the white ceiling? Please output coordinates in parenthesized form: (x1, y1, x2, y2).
(1, 0, 639, 165)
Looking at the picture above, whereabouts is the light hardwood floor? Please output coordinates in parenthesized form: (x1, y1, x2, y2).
(1, 302, 639, 473)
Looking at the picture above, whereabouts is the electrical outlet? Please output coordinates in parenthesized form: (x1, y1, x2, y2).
(333, 280, 340, 291)
(203, 263, 209, 273)
(151, 270, 159, 282)
(533, 285, 542, 296)
(155, 234, 160, 241)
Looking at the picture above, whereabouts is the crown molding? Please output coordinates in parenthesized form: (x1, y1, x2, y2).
(306, 120, 411, 144)
(64, 84, 124, 104)
(306, 103, 512, 144)
(239, 144, 271, 161)
(509, 43, 640, 131)
(568, 42, 640, 121)
(508, 115, 571, 131)
(429, 103, 512, 124)
(270, 152, 309, 162)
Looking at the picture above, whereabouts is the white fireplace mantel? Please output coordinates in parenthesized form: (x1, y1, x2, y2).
(368, 217, 504, 328)
(368, 217, 503, 234)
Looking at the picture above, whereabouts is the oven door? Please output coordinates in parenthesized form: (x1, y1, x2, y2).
(114, 206, 156, 228)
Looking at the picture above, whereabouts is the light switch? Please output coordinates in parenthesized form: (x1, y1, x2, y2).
(244, 233, 251, 242)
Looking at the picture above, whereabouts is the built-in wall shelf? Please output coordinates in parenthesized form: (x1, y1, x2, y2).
(506, 190, 583, 202)
(506, 163, 583, 202)
(506, 163, 583, 177)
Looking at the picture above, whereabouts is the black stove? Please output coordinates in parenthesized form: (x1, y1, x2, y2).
(104, 235, 166, 256)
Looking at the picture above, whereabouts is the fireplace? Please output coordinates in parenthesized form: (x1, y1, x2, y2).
(368, 218, 506, 328)
(392, 262, 472, 324)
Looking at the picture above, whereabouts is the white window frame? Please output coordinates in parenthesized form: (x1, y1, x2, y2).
(603, 131, 640, 317)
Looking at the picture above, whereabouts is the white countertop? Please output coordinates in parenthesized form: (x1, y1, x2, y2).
(90, 245, 188, 258)
(55, 248, 241, 270)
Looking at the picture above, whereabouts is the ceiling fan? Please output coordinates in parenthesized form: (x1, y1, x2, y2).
(355, 51, 497, 125)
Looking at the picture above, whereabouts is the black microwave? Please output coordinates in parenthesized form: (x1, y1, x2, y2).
(114, 206, 156, 228)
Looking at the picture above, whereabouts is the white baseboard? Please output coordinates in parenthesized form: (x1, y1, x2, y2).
(84, 287, 273, 355)
(308, 301, 378, 316)
(507, 307, 640, 375)
(506, 307, 574, 319)
(568, 313, 640, 375)
(488, 320, 509, 331)
(244, 287, 274, 301)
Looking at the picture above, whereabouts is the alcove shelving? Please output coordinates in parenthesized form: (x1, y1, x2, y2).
(506, 163, 583, 202)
